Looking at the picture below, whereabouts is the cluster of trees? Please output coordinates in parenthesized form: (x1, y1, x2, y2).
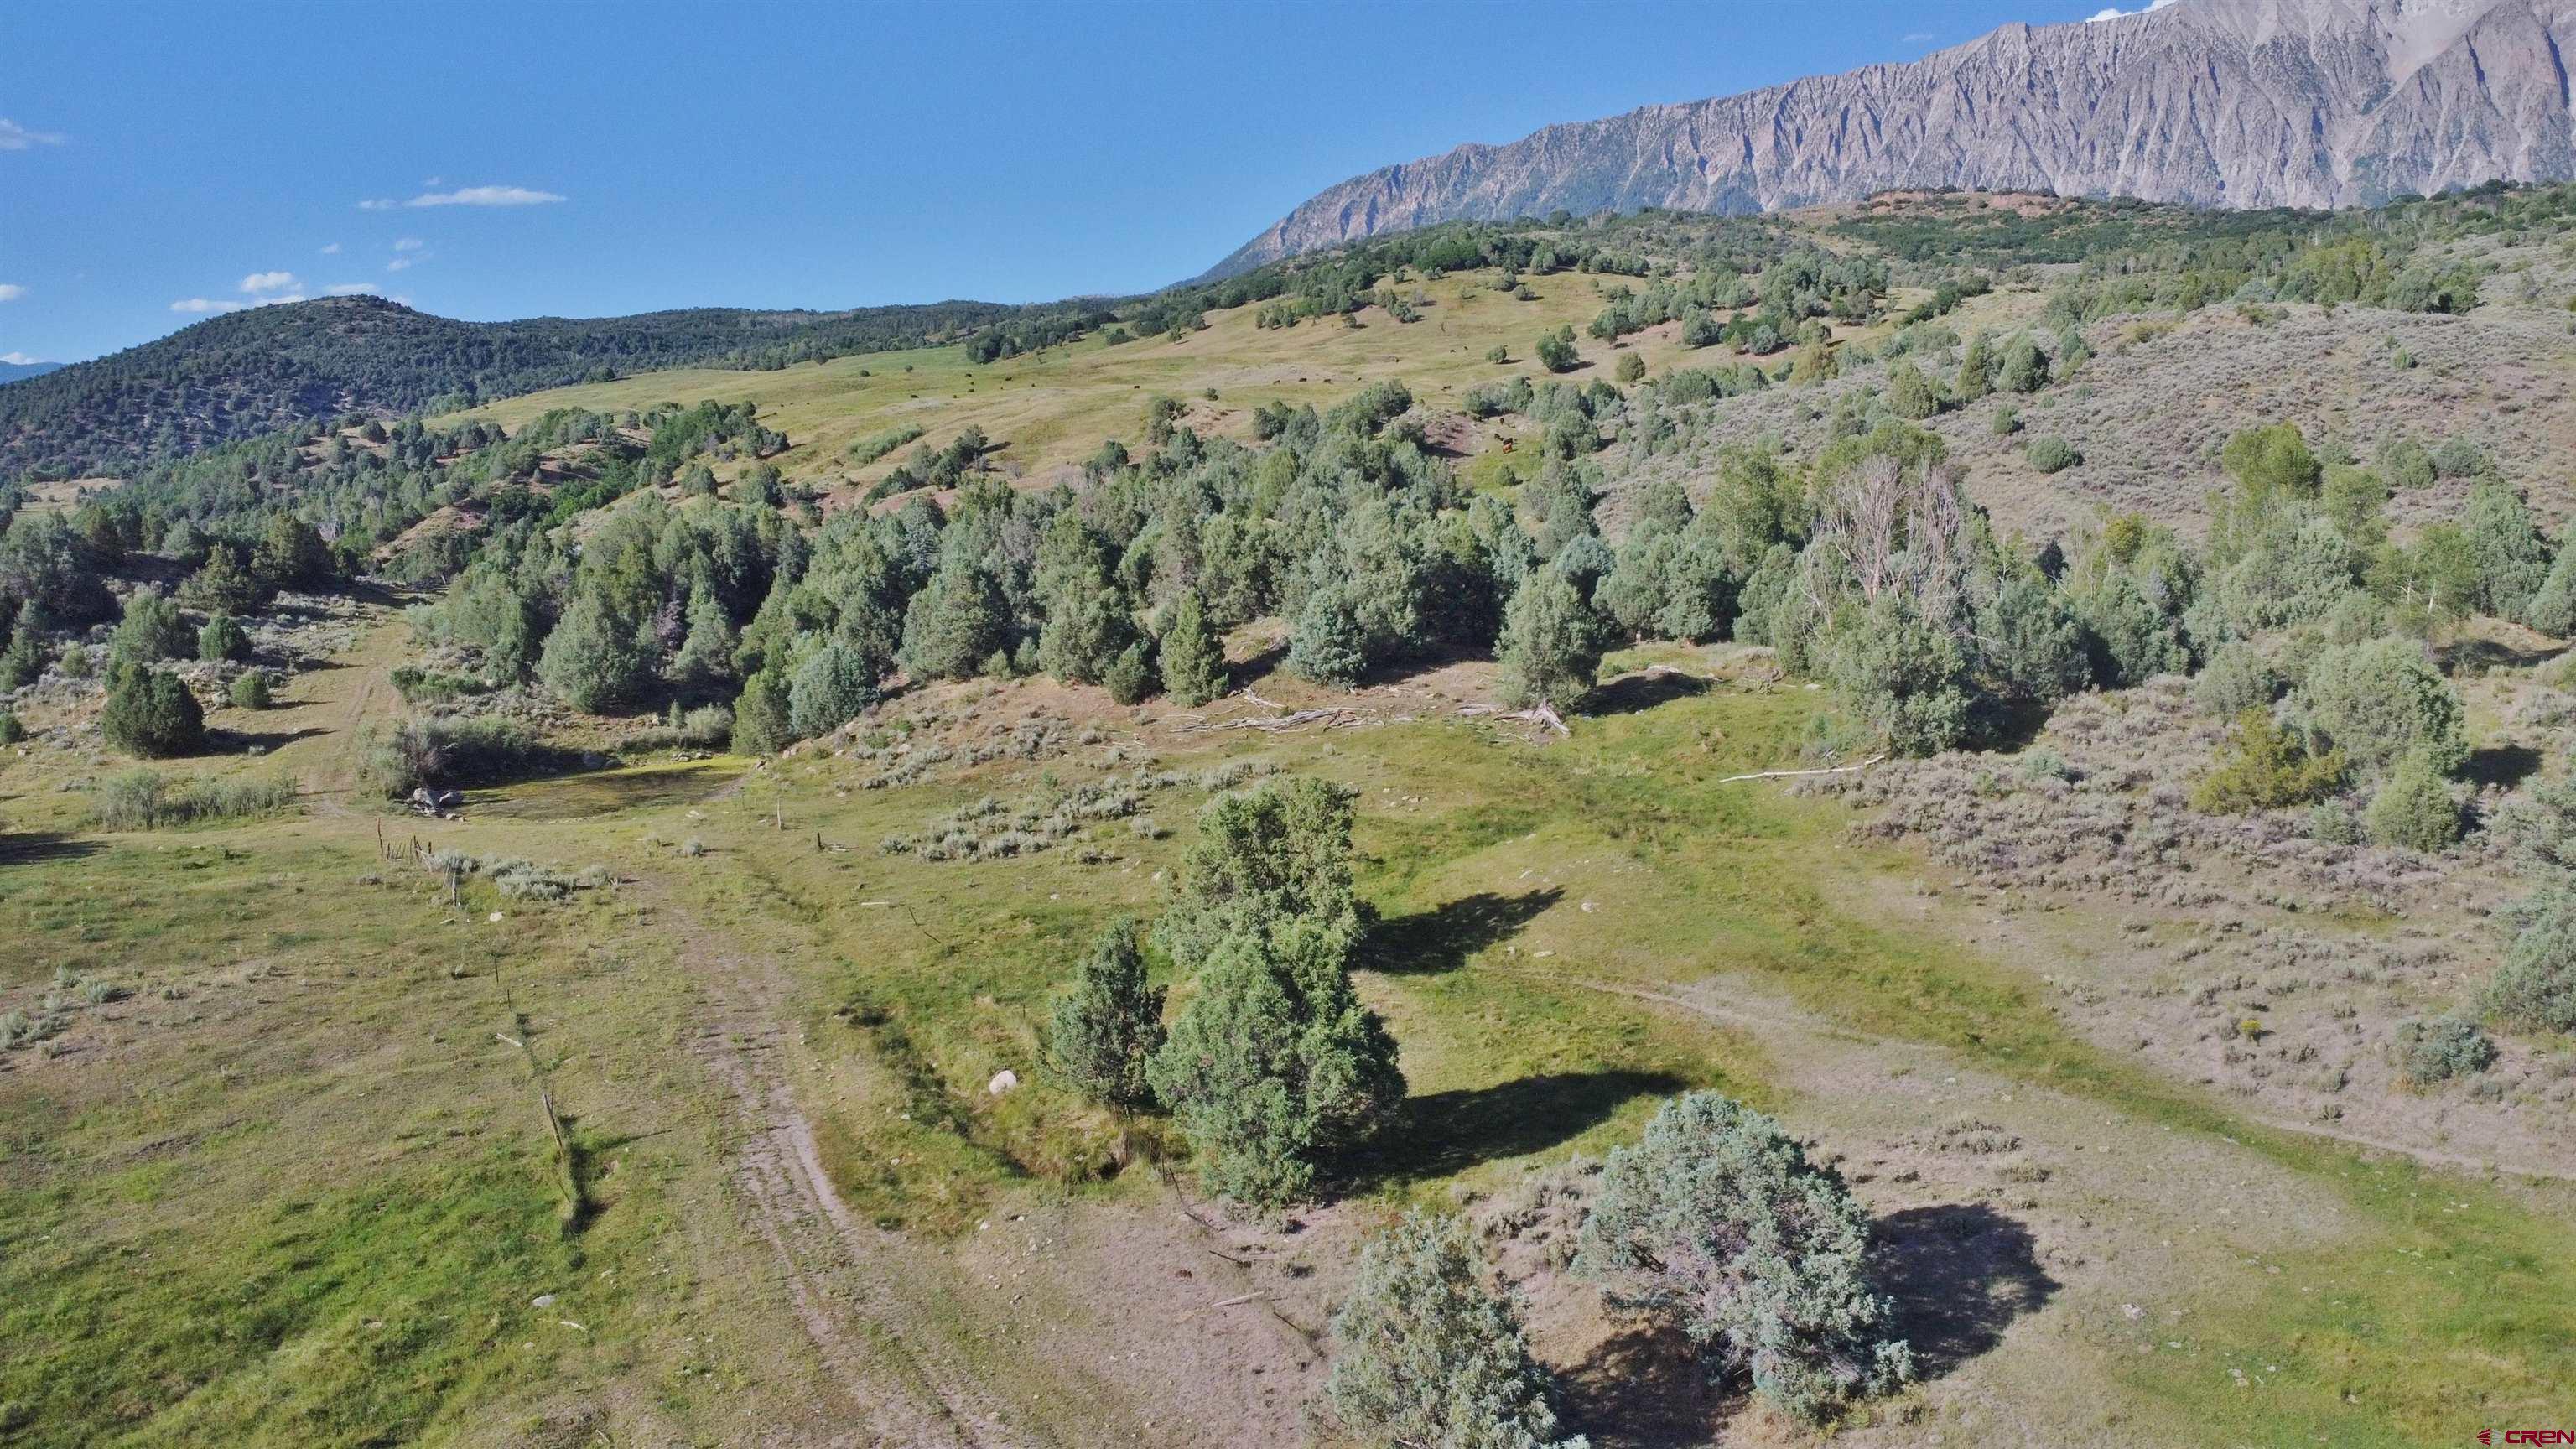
(1041, 784, 1913, 1437)
(1319, 1091, 1914, 1441)
(1046, 777, 1402, 1205)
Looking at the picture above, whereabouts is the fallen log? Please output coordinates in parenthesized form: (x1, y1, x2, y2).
(1714, 753, 1887, 784)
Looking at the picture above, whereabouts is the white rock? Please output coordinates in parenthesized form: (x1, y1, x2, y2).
(987, 1069, 1019, 1095)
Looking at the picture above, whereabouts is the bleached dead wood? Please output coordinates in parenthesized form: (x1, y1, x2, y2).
(1714, 753, 1886, 784)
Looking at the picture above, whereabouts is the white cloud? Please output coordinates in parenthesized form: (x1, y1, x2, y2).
(1902, 30, 1934, 44)
(359, 183, 565, 210)
(319, 242, 341, 255)
(392, 236, 424, 251)
(324, 283, 381, 296)
(2088, 0, 2179, 19)
(0, 284, 24, 303)
(387, 257, 416, 273)
(422, 175, 443, 187)
(0, 118, 66, 152)
(0, 351, 45, 366)
(239, 270, 299, 294)
(170, 297, 246, 314)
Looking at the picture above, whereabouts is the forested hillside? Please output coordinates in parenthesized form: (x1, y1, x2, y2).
(0, 293, 1080, 480)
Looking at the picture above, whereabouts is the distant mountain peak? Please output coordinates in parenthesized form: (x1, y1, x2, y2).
(1207, 0, 2574, 278)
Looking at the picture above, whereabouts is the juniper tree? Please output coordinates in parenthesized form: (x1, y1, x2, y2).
(1495, 572, 1605, 712)
(196, 610, 251, 663)
(786, 636, 880, 740)
(1573, 1092, 1913, 1420)
(1997, 334, 2048, 393)
(1145, 922, 1404, 1208)
(667, 583, 740, 693)
(730, 667, 792, 755)
(2460, 479, 2551, 622)
(538, 590, 655, 712)
(1156, 776, 1365, 965)
(112, 589, 190, 663)
(1888, 360, 1936, 420)
(1327, 1210, 1587, 1449)
(900, 553, 1010, 682)
(100, 662, 205, 759)
(1157, 588, 1227, 706)
(1288, 581, 1371, 688)
(2366, 749, 2463, 851)
(2298, 636, 2466, 775)
(1045, 919, 1166, 1112)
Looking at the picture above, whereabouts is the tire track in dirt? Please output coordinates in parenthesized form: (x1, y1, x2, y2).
(653, 878, 1021, 1448)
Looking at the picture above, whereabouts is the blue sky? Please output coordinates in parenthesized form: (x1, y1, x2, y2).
(2, 0, 2128, 365)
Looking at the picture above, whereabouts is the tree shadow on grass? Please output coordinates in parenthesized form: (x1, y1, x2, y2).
(1873, 1202, 2058, 1381)
(2463, 743, 2544, 792)
(1360, 886, 1561, 974)
(1347, 1068, 1685, 1189)
(1588, 670, 1708, 717)
(215, 725, 330, 753)
(2437, 636, 2565, 673)
(0, 831, 102, 869)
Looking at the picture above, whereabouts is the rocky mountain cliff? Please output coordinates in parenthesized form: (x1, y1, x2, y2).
(1210, 0, 2576, 276)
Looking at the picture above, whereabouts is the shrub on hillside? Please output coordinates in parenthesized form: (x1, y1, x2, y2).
(2298, 636, 2465, 775)
(2392, 1015, 2497, 1087)
(196, 610, 251, 663)
(2365, 750, 2462, 851)
(2024, 434, 2080, 473)
(2488, 892, 2576, 1034)
(2190, 710, 2345, 814)
(229, 671, 273, 709)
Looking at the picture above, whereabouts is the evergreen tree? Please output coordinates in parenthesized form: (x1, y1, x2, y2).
(1156, 776, 1367, 970)
(1145, 924, 1405, 1208)
(100, 662, 205, 759)
(786, 636, 880, 740)
(1045, 920, 1166, 1111)
(1288, 582, 1371, 688)
(1158, 588, 1227, 706)
(1955, 332, 1996, 401)
(1327, 1211, 1587, 1449)
(197, 610, 251, 663)
(1997, 334, 2049, 393)
(1574, 1092, 1913, 1420)
(666, 583, 740, 693)
(730, 667, 792, 755)
(1103, 639, 1157, 705)
(1495, 572, 1605, 712)
(899, 553, 1010, 682)
(2460, 479, 2551, 622)
(112, 589, 190, 663)
(1888, 360, 1937, 420)
(537, 589, 655, 712)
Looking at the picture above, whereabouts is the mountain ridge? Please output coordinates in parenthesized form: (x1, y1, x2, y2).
(1208, 0, 2576, 277)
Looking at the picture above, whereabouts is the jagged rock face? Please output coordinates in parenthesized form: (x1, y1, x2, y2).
(1210, 0, 2576, 276)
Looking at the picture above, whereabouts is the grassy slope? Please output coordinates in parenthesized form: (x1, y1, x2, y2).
(2, 613, 2570, 1443)
(450, 264, 1915, 500)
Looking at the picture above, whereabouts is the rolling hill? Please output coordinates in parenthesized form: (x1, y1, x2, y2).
(0, 293, 1075, 481)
